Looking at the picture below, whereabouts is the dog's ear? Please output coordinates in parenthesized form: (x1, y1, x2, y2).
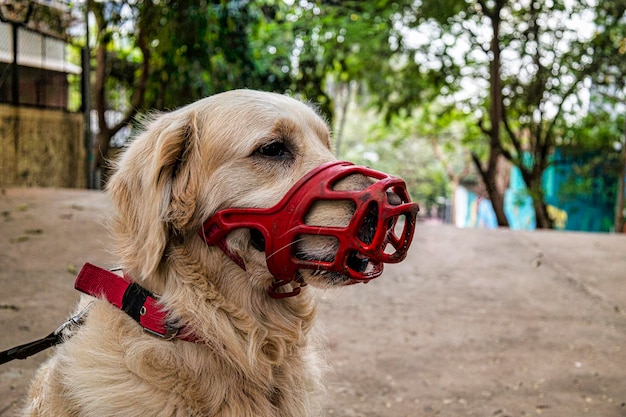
(107, 110, 201, 282)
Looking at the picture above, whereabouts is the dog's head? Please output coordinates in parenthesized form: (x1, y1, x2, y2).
(107, 90, 417, 298)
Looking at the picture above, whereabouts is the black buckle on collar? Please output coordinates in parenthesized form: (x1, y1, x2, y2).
(122, 283, 152, 322)
(121, 283, 180, 340)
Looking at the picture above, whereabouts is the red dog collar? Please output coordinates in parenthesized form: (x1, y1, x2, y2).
(199, 161, 419, 298)
(74, 263, 197, 342)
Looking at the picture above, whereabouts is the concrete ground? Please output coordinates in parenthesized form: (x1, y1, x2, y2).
(1, 188, 625, 417)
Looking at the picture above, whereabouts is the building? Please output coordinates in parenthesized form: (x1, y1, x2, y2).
(0, 0, 80, 110)
(0, 0, 85, 188)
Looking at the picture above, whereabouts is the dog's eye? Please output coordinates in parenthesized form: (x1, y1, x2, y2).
(255, 141, 291, 159)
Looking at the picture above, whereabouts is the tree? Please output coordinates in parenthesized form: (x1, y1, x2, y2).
(374, 0, 610, 228)
(142, 1, 293, 109)
(90, 0, 151, 186)
(86, 0, 295, 186)
(285, 1, 409, 129)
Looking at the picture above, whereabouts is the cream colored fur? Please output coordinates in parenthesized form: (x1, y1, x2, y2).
(21, 90, 363, 416)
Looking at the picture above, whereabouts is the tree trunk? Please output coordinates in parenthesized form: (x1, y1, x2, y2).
(522, 164, 553, 229)
(477, 0, 509, 227)
(471, 151, 509, 227)
(94, 130, 112, 188)
(485, 153, 509, 227)
(92, 4, 109, 189)
(533, 195, 553, 229)
(90, 1, 152, 189)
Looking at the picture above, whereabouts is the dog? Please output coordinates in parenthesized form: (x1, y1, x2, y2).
(21, 90, 418, 416)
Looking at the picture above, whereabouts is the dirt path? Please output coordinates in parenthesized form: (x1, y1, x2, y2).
(1, 188, 625, 417)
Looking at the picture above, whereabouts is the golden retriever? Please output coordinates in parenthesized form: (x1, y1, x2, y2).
(21, 90, 417, 417)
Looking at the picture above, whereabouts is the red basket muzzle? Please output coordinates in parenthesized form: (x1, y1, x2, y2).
(199, 161, 419, 298)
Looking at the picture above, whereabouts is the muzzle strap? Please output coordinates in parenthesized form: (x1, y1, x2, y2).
(201, 223, 247, 271)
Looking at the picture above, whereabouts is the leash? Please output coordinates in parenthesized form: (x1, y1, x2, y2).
(0, 302, 92, 365)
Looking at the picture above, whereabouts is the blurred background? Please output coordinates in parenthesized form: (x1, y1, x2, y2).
(0, 0, 625, 233)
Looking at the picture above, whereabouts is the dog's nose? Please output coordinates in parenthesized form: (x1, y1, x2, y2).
(250, 228, 266, 252)
(386, 190, 403, 206)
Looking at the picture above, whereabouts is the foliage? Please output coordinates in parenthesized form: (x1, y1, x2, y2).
(76, 0, 626, 229)
(284, 1, 408, 122)
(115, 1, 293, 111)
(357, 0, 625, 228)
(339, 102, 449, 210)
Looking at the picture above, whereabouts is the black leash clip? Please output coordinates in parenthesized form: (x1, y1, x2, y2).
(0, 302, 92, 365)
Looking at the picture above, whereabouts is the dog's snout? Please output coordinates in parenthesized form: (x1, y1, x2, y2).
(386, 190, 403, 206)
(332, 173, 373, 192)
